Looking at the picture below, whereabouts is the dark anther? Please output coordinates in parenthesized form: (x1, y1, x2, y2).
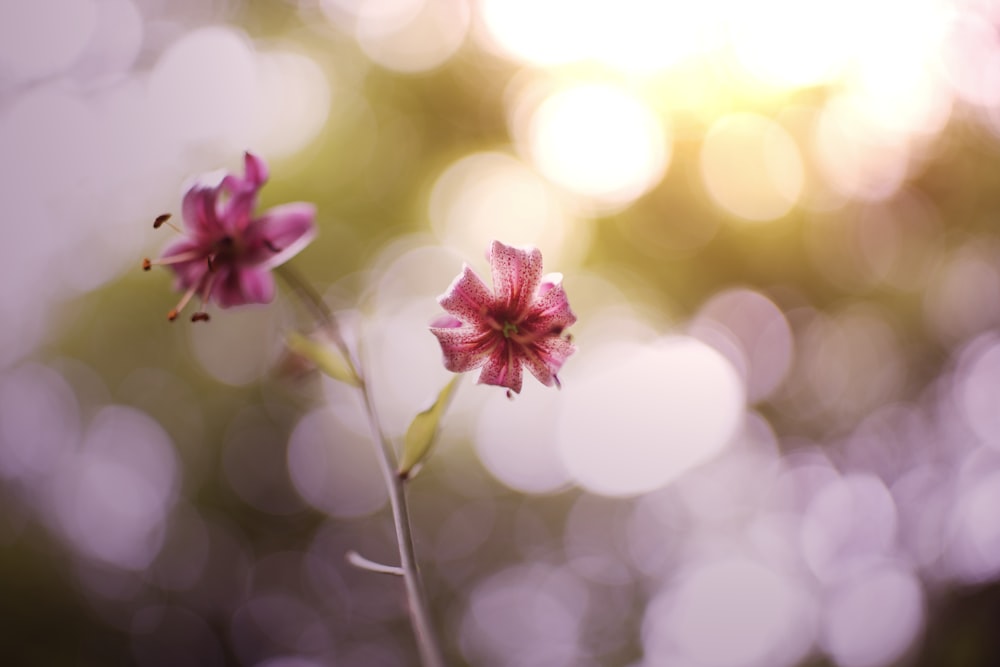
(264, 239, 282, 253)
(191, 312, 211, 323)
(142, 258, 152, 271)
(207, 256, 214, 272)
(153, 213, 172, 229)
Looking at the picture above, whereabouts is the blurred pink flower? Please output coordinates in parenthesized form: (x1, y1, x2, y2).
(431, 241, 577, 394)
(143, 152, 316, 322)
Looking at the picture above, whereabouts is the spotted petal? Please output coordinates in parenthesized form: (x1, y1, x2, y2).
(532, 336, 576, 379)
(478, 344, 523, 394)
(489, 241, 543, 315)
(430, 322, 497, 373)
(527, 273, 577, 333)
(438, 264, 493, 326)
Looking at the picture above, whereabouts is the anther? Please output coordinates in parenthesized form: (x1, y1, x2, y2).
(506, 389, 514, 400)
(142, 258, 152, 271)
(191, 312, 211, 323)
(153, 213, 172, 229)
(264, 239, 282, 253)
(167, 309, 179, 322)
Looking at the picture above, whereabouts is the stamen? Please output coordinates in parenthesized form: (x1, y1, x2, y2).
(553, 374, 562, 390)
(264, 239, 282, 253)
(142, 258, 152, 271)
(147, 250, 205, 267)
(153, 213, 182, 233)
(191, 269, 219, 324)
(167, 284, 198, 322)
(506, 389, 514, 400)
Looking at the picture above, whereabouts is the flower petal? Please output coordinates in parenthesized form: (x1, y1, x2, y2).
(430, 324, 497, 373)
(438, 264, 493, 325)
(161, 238, 209, 290)
(243, 151, 269, 186)
(430, 314, 463, 328)
(181, 180, 224, 238)
(478, 343, 523, 394)
(214, 267, 276, 307)
(526, 274, 577, 334)
(522, 335, 575, 386)
(489, 241, 543, 316)
(248, 203, 318, 269)
(219, 152, 270, 232)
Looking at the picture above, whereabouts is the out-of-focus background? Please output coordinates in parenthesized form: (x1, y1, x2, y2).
(4, 0, 1000, 665)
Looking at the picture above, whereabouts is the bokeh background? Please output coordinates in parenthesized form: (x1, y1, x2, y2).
(4, 0, 1000, 665)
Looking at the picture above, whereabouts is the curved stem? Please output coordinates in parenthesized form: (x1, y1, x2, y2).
(275, 265, 446, 667)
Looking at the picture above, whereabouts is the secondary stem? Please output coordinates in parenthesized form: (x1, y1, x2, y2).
(275, 265, 446, 667)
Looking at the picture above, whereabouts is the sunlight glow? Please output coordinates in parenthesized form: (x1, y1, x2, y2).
(527, 84, 669, 210)
(354, 0, 471, 73)
(700, 113, 804, 221)
(728, 0, 858, 88)
(428, 152, 580, 268)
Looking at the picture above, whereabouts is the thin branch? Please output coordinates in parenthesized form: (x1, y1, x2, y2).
(346, 550, 404, 577)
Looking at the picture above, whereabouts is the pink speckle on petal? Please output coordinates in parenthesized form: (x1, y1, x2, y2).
(430, 241, 577, 393)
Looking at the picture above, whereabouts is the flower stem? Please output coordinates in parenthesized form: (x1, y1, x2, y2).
(358, 381, 447, 667)
(275, 265, 446, 667)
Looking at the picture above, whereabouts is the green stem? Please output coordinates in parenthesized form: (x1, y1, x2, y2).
(275, 265, 446, 667)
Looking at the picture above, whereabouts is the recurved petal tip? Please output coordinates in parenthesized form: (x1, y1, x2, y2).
(253, 202, 317, 269)
(430, 314, 463, 329)
(244, 151, 269, 186)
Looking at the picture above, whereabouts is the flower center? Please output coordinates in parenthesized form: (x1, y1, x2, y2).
(502, 321, 518, 338)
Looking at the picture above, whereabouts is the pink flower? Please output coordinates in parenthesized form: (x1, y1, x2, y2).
(143, 152, 316, 322)
(431, 241, 577, 394)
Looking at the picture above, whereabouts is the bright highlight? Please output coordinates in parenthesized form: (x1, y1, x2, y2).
(700, 113, 804, 222)
(527, 84, 669, 209)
